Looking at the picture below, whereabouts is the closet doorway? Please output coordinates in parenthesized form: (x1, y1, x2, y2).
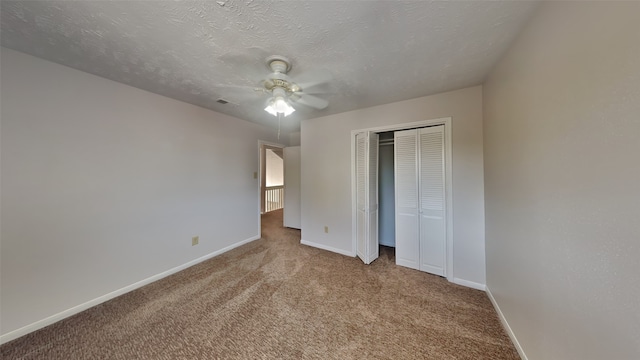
(378, 132, 396, 248)
(351, 118, 453, 280)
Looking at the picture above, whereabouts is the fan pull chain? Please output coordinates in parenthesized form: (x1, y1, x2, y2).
(277, 113, 282, 140)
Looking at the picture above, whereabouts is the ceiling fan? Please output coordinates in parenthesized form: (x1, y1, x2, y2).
(218, 55, 330, 118)
(259, 55, 329, 117)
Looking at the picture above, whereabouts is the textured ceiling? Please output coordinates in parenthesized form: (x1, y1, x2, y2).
(1, 1, 538, 131)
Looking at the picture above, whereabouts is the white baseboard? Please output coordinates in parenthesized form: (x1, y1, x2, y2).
(452, 277, 486, 291)
(300, 239, 356, 257)
(486, 286, 528, 360)
(0, 235, 261, 345)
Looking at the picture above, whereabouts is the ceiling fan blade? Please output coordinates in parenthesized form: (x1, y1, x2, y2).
(293, 68, 333, 91)
(293, 93, 329, 110)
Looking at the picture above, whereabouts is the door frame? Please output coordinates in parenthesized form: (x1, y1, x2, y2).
(350, 117, 453, 281)
(258, 140, 285, 233)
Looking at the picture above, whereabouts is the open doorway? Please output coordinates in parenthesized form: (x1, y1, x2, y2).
(378, 131, 396, 248)
(258, 141, 285, 236)
(263, 146, 284, 213)
(378, 131, 396, 259)
(260, 143, 285, 214)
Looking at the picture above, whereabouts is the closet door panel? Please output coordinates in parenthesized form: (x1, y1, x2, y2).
(394, 129, 419, 270)
(356, 132, 379, 265)
(420, 216, 445, 275)
(418, 126, 446, 275)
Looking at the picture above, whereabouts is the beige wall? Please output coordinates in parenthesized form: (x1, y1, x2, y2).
(1, 48, 276, 341)
(483, 2, 640, 359)
(301, 86, 486, 287)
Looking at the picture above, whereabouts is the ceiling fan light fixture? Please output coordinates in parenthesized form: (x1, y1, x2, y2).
(264, 87, 295, 117)
(265, 96, 295, 117)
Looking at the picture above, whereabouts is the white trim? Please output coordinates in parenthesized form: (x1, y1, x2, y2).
(379, 240, 395, 247)
(300, 239, 356, 257)
(444, 120, 454, 281)
(349, 118, 451, 135)
(486, 286, 528, 360)
(452, 277, 486, 291)
(0, 235, 261, 345)
(350, 117, 454, 281)
(257, 140, 286, 149)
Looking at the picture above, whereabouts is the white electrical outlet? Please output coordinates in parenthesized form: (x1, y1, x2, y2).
(192, 236, 199, 246)
(324, 226, 329, 233)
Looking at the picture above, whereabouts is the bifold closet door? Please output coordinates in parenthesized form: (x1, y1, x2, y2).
(394, 130, 420, 270)
(356, 132, 379, 265)
(394, 126, 446, 276)
(418, 126, 445, 276)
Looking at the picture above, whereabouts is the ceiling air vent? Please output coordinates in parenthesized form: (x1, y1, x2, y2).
(216, 98, 229, 104)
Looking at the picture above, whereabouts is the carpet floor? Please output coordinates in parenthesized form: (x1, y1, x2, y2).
(1, 209, 519, 359)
